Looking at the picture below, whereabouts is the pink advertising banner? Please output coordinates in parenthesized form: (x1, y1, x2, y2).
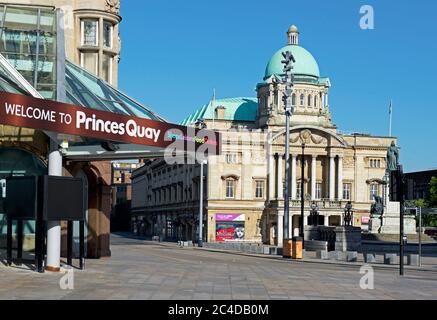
(215, 214, 245, 222)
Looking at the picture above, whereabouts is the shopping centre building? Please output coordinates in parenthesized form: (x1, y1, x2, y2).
(0, 0, 167, 261)
(131, 26, 396, 246)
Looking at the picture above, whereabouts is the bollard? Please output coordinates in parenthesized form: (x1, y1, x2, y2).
(292, 237, 303, 260)
(335, 251, 346, 261)
(407, 254, 420, 266)
(346, 251, 358, 262)
(384, 253, 397, 265)
(316, 250, 329, 260)
(328, 251, 337, 260)
(364, 253, 377, 263)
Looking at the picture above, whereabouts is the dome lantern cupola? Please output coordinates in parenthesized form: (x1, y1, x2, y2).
(264, 25, 320, 80)
(287, 25, 299, 45)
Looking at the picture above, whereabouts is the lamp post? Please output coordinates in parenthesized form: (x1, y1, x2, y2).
(343, 201, 353, 227)
(198, 160, 207, 247)
(281, 51, 295, 243)
(310, 201, 319, 227)
(300, 143, 305, 245)
(387, 141, 405, 276)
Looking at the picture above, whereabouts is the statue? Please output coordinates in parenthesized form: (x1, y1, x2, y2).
(343, 201, 353, 227)
(387, 141, 399, 172)
(370, 195, 384, 217)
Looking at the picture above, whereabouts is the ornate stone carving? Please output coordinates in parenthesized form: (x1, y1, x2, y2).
(310, 134, 324, 145)
(106, 0, 120, 14)
(343, 157, 355, 168)
(300, 129, 312, 144)
(290, 130, 325, 145)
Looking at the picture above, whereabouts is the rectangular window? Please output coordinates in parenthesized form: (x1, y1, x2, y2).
(81, 20, 98, 46)
(102, 54, 113, 84)
(225, 153, 239, 164)
(370, 184, 379, 201)
(316, 183, 322, 200)
(103, 21, 113, 48)
(255, 180, 264, 199)
(343, 183, 352, 200)
(80, 52, 98, 76)
(369, 159, 381, 168)
(226, 179, 235, 199)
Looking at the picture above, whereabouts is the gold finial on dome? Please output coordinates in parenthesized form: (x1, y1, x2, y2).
(287, 25, 299, 45)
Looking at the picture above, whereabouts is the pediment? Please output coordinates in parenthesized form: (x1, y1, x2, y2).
(271, 125, 348, 148)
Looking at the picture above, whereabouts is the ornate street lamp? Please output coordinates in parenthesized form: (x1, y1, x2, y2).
(281, 51, 296, 242)
(198, 160, 207, 247)
(343, 201, 353, 227)
(301, 143, 305, 240)
(310, 201, 319, 226)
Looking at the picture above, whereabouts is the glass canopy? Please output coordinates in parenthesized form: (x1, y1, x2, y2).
(65, 60, 166, 122)
(0, 4, 169, 160)
(0, 58, 31, 95)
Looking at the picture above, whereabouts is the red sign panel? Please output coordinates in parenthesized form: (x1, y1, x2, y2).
(0, 92, 221, 154)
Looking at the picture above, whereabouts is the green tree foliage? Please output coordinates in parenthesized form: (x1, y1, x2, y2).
(423, 214, 437, 228)
(428, 177, 437, 208)
(413, 199, 428, 208)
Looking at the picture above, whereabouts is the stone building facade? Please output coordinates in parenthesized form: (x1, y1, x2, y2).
(131, 25, 396, 246)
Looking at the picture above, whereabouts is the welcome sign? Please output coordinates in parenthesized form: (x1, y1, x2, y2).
(0, 92, 221, 154)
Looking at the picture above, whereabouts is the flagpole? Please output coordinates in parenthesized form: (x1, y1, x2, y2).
(389, 98, 393, 137)
(212, 88, 216, 128)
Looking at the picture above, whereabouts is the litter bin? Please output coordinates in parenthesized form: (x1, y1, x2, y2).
(292, 237, 303, 260)
(283, 239, 293, 258)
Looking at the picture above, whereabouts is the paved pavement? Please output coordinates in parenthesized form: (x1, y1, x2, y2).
(0, 233, 436, 300)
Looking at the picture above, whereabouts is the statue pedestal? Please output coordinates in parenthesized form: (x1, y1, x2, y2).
(368, 216, 382, 234)
(304, 226, 320, 241)
(376, 201, 417, 235)
(334, 227, 362, 252)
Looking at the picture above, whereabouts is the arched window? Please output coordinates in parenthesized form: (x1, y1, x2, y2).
(300, 94, 305, 106)
(292, 93, 296, 106)
(308, 95, 312, 107)
(314, 95, 318, 108)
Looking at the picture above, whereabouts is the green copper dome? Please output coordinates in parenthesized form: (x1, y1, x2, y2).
(264, 44, 320, 80)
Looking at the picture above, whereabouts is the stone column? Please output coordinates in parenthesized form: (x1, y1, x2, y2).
(277, 212, 284, 247)
(277, 155, 283, 199)
(46, 141, 62, 272)
(268, 154, 275, 200)
(329, 155, 335, 200)
(291, 155, 297, 199)
(337, 156, 343, 201)
(311, 155, 317, 200)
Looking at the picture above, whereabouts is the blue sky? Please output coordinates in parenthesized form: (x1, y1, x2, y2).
(118, 0, 437, 172)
